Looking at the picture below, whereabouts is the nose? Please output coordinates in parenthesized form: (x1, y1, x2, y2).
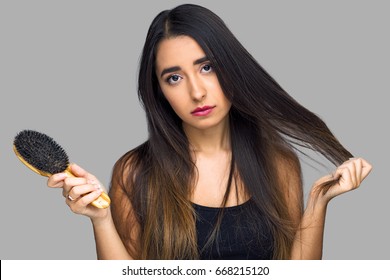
(188, 75, 206, 102)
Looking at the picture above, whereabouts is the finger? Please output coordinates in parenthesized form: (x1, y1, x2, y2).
(346, 158, 365, 185)
(334, 166, 355, 190)
(347, 157, 373, 183)
(354, 158, 363, 184)
(62, 177, 88, 197)
(360, 158, 373, 179)
(67, 183, 101, 201)
(338, 159, 360, 187)
(347, 160, 357, 187)
(65, 192, 76, 203)
(68, 163, 98, 182)
(74, 189, 103, 210)
(47, 173, 68, 188)
(64, 177, 89, 188)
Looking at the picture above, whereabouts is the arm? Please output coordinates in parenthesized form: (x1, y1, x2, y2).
(290, 189, 327, 259)
(48, 163, 137, 259)
(91, 208, 133, 259)
(290, 158, 372, 259)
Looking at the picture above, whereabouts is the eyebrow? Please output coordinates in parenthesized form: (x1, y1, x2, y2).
(160, 56, 209, 78)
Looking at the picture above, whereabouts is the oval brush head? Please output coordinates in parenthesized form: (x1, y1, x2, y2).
(13, 129, 110, 209)
(14, 130, 70, 176)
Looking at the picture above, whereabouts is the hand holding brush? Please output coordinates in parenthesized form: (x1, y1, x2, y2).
(13, 129, 111, 209)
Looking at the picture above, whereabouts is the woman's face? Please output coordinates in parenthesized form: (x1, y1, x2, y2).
(155, 36, 231, 131)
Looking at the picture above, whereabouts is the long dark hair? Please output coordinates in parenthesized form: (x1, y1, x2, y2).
(111, 4, 352, 259)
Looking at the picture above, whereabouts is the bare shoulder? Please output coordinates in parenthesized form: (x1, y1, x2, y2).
(272, 144, 302, 188)
(108, 142, 149, 259)
(110, 142, 149, 194)
(272, 144, 303, 223)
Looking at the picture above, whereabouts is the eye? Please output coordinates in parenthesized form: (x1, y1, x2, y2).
(166, 74, 182, 85)
(201, 64, 213, 73)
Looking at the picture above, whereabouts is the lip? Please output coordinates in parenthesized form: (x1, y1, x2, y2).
(191, 105, 216, 116)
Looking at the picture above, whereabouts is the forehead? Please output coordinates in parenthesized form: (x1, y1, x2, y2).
(155, 36, 206, 70)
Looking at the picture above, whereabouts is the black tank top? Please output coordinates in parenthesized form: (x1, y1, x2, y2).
(194, 199, 274, 259)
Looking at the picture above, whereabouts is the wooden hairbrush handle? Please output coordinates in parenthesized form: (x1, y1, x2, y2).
(14, 145, 110, 209)
(63, 169, 111, 209)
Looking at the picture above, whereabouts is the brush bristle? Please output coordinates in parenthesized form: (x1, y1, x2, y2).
(14, 130, 69, 174)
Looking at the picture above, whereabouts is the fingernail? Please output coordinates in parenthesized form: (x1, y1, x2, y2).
(57, 173, 68, 179)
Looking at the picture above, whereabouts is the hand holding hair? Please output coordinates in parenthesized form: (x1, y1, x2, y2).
(310, 157, 373, 204)
(11, 4, 375, 260)
(290, 157, 372, 260)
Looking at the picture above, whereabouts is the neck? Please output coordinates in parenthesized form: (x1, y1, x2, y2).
(183, 117, 231, 154)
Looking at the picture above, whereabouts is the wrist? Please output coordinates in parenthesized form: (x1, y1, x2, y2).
(306, 190, 329, 213)
(90, 208, 113, 227)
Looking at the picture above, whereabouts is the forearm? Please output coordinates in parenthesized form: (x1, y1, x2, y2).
(290, 196, 328, 260)
(289, 158, 372, 259)
(91, 210, 133, 260)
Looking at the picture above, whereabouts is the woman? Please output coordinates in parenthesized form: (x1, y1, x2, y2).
(48, 4, 372, 259)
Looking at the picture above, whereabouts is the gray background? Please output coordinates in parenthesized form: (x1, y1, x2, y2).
(1, 0, 388, 259)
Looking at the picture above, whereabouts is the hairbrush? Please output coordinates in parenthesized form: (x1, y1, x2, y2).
(13, 129, 110, 209)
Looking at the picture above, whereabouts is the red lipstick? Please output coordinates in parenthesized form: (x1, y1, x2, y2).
(191, 105, 216, 116)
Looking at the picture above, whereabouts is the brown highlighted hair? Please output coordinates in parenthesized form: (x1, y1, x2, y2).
(110, 4, 352, 259)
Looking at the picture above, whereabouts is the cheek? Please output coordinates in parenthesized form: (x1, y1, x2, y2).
(159, 85, 175, 107)
(224, 99, 232, 111)
(206, 77, 228, 101)
(166, 97, 180, 111)
(161, 92, 188, 116)
(159, 83, 189, 113)
(213, 85, 231, 108)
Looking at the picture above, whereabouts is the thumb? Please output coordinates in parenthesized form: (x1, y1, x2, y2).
(68, 163, 97, 181)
